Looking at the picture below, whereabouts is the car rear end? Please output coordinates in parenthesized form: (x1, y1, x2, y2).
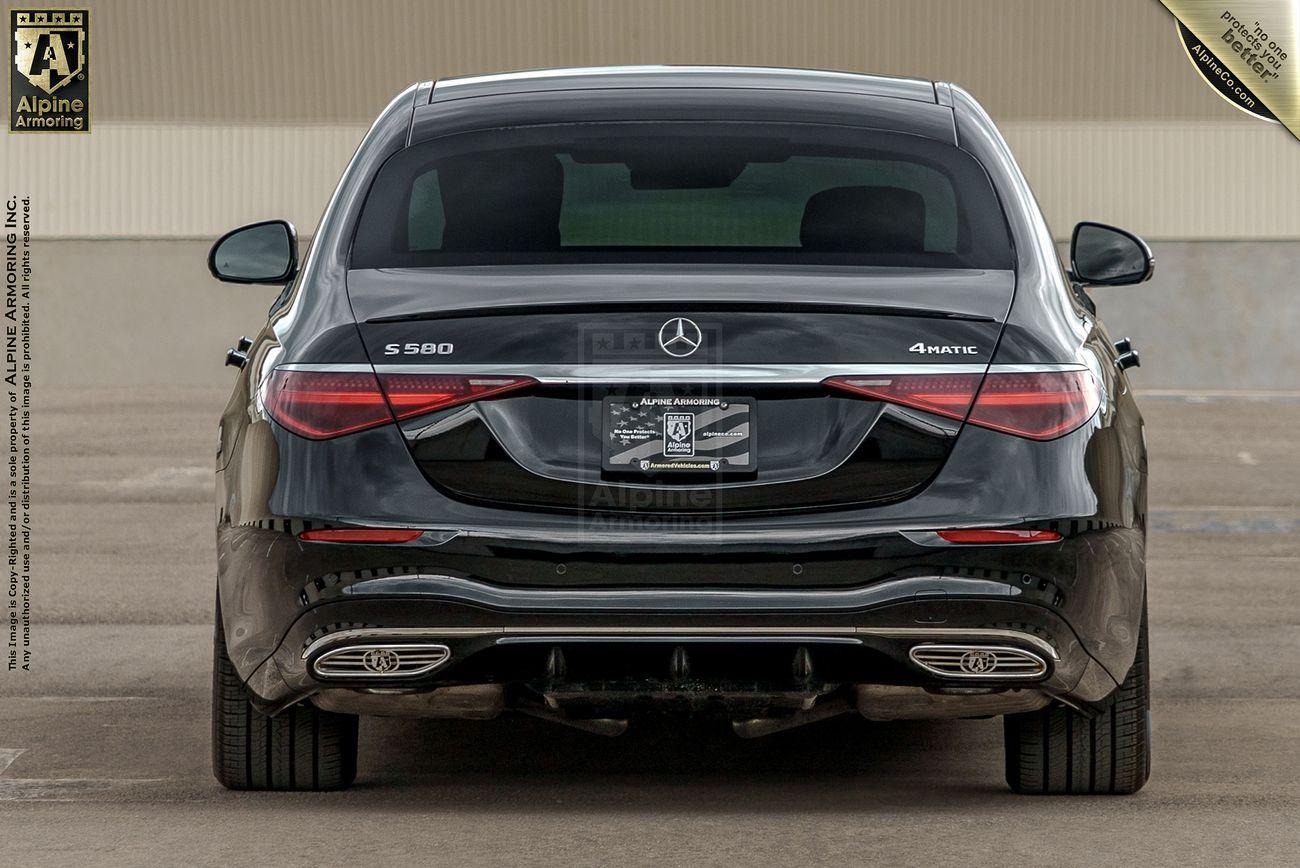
(214, 70, 1147, 789)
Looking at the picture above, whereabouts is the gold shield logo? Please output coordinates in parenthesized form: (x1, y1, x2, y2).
(13, 10, 85, 95)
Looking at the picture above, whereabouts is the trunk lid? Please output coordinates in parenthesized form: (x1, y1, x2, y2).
(349, 266, 1013, 515)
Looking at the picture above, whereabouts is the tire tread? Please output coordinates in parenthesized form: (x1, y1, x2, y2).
(1004, 605, 1150, 795)
(211, 598, 358, 791)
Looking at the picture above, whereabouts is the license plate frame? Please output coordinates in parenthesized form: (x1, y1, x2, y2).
(601, 396, 756, 473)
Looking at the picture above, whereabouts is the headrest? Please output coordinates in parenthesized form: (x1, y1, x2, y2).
(438, 151, 564, 251)
(799, 185, 927, 253)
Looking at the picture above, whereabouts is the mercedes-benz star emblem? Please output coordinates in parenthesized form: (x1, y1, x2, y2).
(658, 317, 702, 357)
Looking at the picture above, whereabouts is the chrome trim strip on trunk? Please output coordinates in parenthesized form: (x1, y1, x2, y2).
(276, 362, 1086, 382)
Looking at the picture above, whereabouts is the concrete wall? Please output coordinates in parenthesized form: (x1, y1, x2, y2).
(33, 240, 1299, 391)
(11, 1, 1298, 392)
(8, 121, 1300, 241)
(1088, 242, 1300, 391)
(34, 0, 1258, 124)
(5, 0, 1300, 241)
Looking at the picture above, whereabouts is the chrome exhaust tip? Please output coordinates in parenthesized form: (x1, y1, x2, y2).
(311, 643, 451, 678)
(908, 644, 1048, 679)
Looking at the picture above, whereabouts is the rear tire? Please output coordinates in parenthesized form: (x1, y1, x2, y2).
(1003, 604, 1150, 794)
(212, 598, 358, 790)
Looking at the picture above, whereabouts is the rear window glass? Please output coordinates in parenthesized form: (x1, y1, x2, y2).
(352, 122, 1012, 269)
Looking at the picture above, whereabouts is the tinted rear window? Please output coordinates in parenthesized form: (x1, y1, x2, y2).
(351, 122, 1012, 269)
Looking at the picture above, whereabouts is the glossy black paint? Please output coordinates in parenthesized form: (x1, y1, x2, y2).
(356, 306, 1006, 363)
(214, 70, 1147, 719)
(411, 399, 955, 514)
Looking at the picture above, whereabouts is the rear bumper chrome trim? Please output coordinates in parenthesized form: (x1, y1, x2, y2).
(275, 362, 1086, 383)
(339, 572, 1019, 613)
(303, 625, 1058, 662)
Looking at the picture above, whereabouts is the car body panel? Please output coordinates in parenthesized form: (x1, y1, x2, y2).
(214, 67, 1146, 727)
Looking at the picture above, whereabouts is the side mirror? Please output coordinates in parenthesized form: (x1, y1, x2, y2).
(208, 220, 298, 284)
(1070, 221, 1153, 286)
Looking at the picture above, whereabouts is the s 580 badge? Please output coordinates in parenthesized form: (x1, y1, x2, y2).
(384, 342, 454, 355)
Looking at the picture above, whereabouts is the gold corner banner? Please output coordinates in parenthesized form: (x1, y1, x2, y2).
(1162, 1, 1299, 137)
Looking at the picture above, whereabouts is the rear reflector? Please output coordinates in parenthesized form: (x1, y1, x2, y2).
(824, 369, 1099, 441)
(265, 369, 534, 439)
(299, 528, 423, 543)
(935, 529, 1062, 544)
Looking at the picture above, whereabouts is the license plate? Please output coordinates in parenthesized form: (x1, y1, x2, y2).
(602, 396, 755, 473)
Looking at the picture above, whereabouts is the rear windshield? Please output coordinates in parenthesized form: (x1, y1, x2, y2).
(351, 122, 1013, 269)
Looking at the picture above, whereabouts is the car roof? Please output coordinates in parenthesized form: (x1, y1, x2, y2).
(428, 65, 938, 105)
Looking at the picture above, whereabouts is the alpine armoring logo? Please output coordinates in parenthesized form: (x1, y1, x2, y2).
(959, 649, 998, 674)
(361, 648, 401, 674)
(9, 8, 90, 133)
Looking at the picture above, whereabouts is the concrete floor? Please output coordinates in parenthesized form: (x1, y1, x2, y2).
(1, 388, 1298, 865)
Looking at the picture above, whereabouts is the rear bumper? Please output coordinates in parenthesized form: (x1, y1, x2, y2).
(241, 573, 1120, 717)
(221, 510, 1145, 718)
(218, 392, 1147, 720)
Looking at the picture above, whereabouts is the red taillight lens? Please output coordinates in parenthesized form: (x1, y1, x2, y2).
(824, 369, 1100, 441)
(376, 374, 536, 421)
(264, 370, 393, 439)
(936, 529, 1062, 544)
(265, 370, 535, 439)
(823, 374, 982, 421)
(967, 371, 1101, 440)
(299, 528, 423, 543)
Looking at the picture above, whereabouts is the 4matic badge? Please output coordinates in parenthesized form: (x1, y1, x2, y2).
(908, 342, 979, 355)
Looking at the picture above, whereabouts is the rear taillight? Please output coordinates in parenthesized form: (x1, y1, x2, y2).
(264, 370, 534, 440)
(964, 371, 1101, 440)
(823, 374, 982, 421)
(377, 374, 536, 421)
(825, 369, 1100, 441)
(264, 370, 393, 439)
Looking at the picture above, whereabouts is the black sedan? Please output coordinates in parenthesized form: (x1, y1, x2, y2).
(208, 66, 1152, 794)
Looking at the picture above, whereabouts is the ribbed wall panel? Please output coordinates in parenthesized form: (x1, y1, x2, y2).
(4, 122, 1296, 239)
(85, 0, 1242, 123)
(2, 124, 361, 238)
(1003, 122, 1300, 239)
